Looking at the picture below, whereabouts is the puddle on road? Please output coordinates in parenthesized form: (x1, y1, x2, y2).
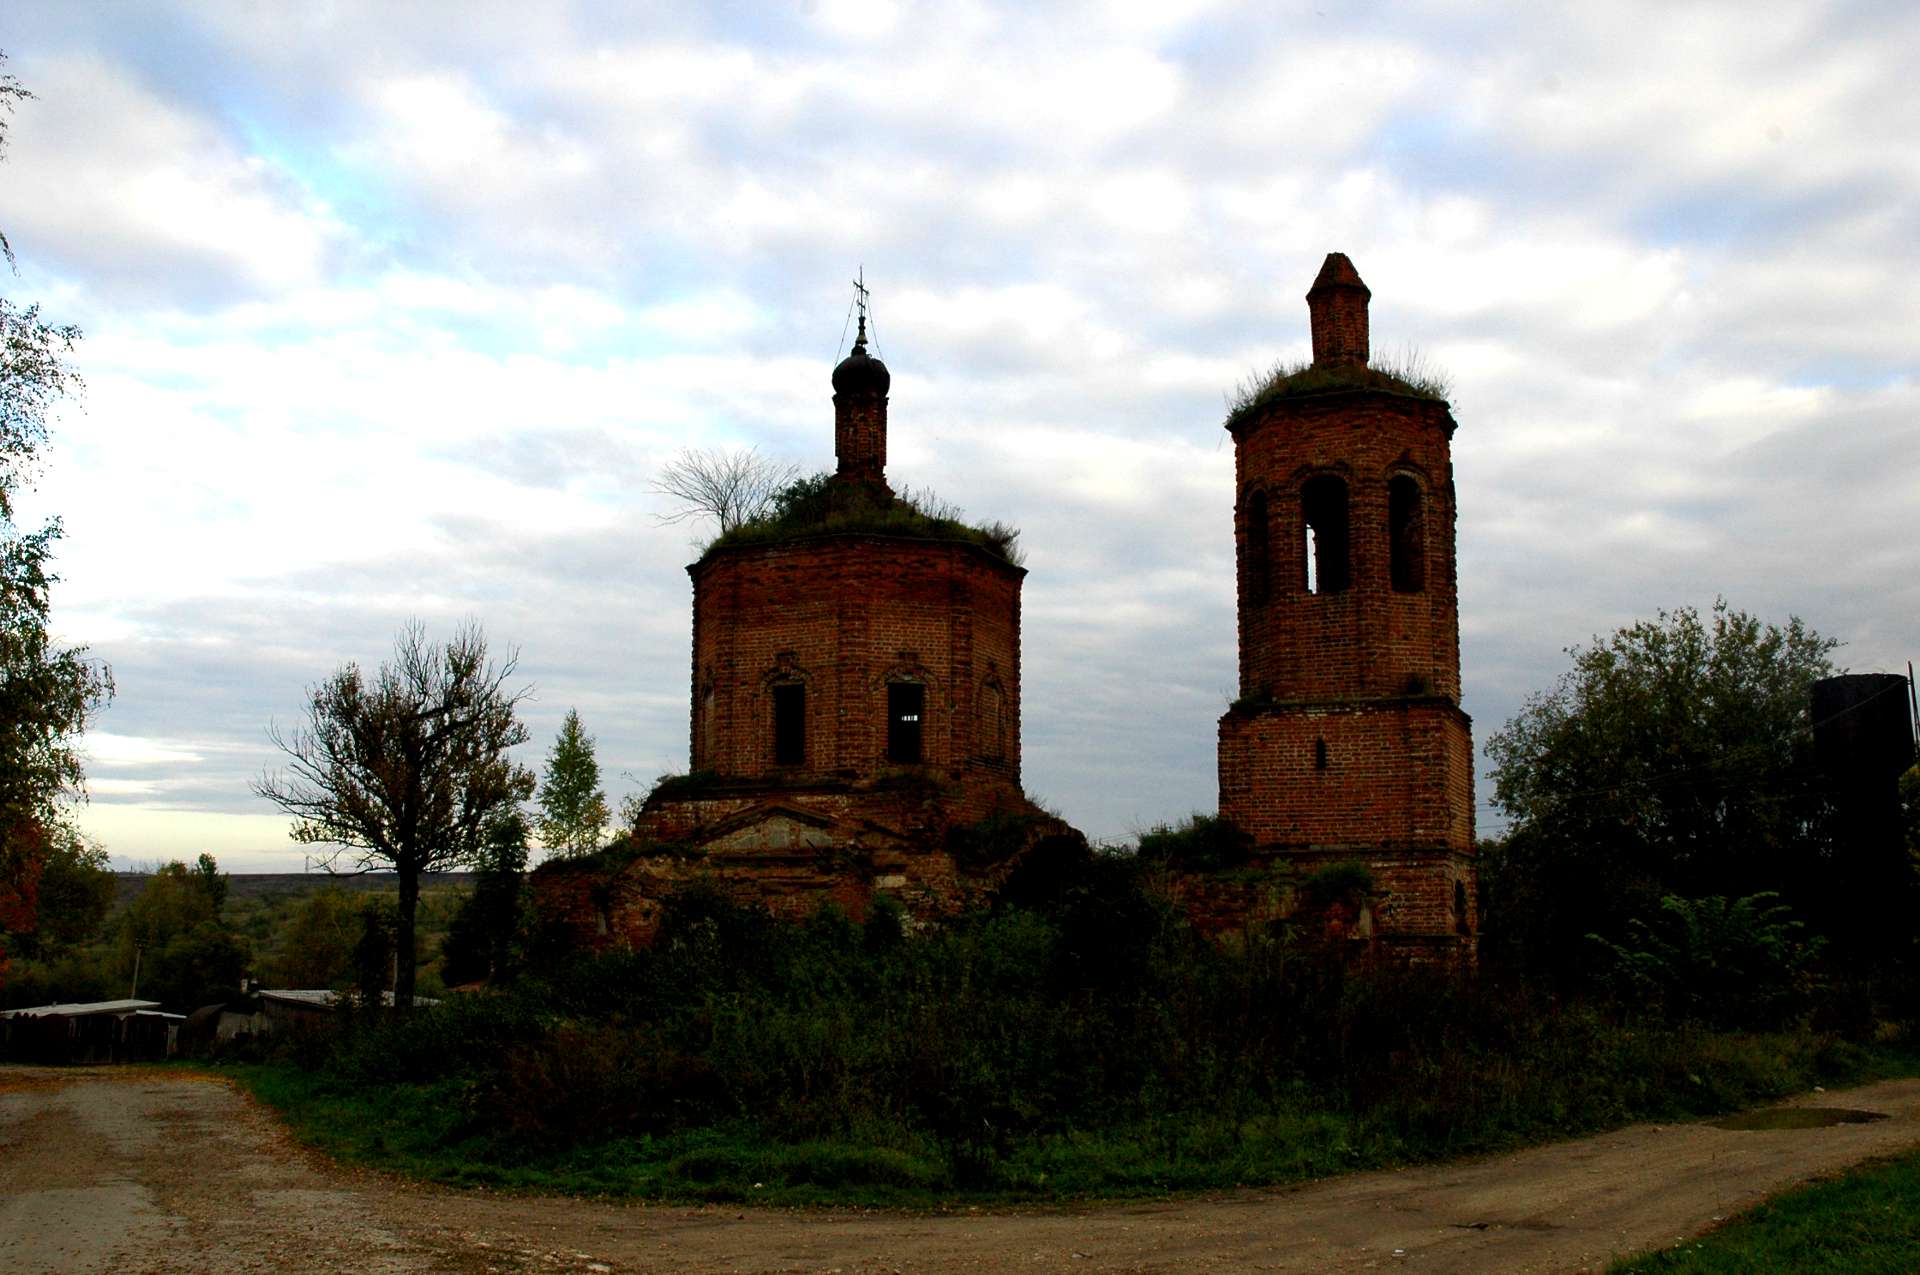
(1711, 1107, 1889, 1131)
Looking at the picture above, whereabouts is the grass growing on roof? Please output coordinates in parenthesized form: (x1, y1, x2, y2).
(1225, 349, 1452, 433)
(700, 472, 1023, 565)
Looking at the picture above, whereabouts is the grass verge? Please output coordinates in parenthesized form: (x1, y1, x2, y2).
(1609, 1149, 1920, 1274)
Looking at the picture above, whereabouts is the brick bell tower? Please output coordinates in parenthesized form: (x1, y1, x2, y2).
(1216, 253, 1476, 956)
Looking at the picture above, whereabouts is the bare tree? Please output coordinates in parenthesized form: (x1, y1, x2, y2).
(254, 621, 533, 1009)
(651, 447, 799, 537)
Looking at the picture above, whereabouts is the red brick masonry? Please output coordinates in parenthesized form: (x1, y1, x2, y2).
(1211, 254, 1477, 960)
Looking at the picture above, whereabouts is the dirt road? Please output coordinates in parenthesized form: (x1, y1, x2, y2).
(4, 1066, 1919, 1274)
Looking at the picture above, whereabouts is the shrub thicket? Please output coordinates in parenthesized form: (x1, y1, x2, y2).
(247, 862, 1906, 1201)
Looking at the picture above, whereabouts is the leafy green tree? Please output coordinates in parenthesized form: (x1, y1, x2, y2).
(10, 824, 114, 957)
(351, 898, 399, 1004)
(441, 811, 532, 985)
(254, 621, 534, 1009)
(266, 885, 361, 989)
(0, 57, 114, 982)
(1483, 601, 1838, 979)
(118, 857, 248, 1010)
(536, 708, 610, 857)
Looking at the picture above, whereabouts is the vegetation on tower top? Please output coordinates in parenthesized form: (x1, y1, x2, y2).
(700, 472, 1025, 566)
(1224, 349, 1452, 433)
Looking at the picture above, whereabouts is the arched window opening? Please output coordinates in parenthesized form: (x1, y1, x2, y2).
(1301, 474, 1350, 594)
(1246, 490, 1271, 606)
(1389, 475, 1426, 593)
(772, 682, 806, 766)
(887, 682, 925, 763)
(1314, 737, 1329, 770)
(1453, 879, 1472, 935)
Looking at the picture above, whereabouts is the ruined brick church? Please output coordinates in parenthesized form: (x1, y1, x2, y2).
(538, 254, 1476, 957)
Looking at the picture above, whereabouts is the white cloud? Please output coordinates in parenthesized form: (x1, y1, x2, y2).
(10, 1, 1918, 853)
(0, 51, 340, 303)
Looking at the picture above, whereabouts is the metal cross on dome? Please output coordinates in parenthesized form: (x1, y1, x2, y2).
(852, 267, 871, 346)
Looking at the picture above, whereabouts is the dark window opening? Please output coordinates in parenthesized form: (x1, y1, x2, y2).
(772, 683, 805, 766)
(1301, 474, 1350, 594)
(1246, 490, 1271, 606)
(1315, 737, 1329, 770)
(1389, 475, 1426, 593)
(887, 682, 925, 763)
(1454, 879, 1472, 935)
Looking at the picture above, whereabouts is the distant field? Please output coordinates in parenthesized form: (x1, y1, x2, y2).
(111, 871, 477, 910)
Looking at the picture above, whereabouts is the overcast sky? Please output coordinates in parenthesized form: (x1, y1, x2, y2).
(3, 2, 1914, 871)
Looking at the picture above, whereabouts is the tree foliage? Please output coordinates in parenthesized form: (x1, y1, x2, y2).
(0, 55, 113, 983)
(1588, 892, 1823, 1030)
(254, 621, 534, 1008)
(0, 52, 31, 270)
(536, 708, 609, 857)
(1482, 601, 1838, 979)
(118, 855, 248, 1011)
(266, 885, 362, 990)
(3, 823, 113, 959)
(442, 810, 533, 985)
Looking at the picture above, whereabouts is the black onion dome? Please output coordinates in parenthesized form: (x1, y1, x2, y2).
(832, 323, 890, 396)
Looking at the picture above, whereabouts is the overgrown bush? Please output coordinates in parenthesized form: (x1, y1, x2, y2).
(1136, 814, 1253, 872)
(236, 852, 1918, 1207)
(1589, 892, 1824, 1030)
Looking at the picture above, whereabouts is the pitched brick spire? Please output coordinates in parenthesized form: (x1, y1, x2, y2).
(1306, 252, 1371, 369)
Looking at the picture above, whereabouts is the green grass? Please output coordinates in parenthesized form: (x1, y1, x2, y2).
(229, 1061, 1434, 1205)
(1609, 1150, 1920, 1273)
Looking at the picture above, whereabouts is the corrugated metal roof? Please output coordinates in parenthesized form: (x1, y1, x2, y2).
(257, 989, 441, 1009)
(0, 999, 164, 1018)
(258, 989, 338, 1008)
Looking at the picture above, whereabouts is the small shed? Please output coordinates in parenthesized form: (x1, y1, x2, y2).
(0, 999, 185, 1063)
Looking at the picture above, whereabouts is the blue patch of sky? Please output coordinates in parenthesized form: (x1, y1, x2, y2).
(228, 113, 394, 231)
(666, 1, 817, 52)
(1363, 108, 1507, 196)
(1779, 361, 1909, 395)
(1632, 174, 1907, 254)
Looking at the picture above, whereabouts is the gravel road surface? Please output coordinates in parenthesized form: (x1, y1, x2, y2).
(4, 1065, 1919, 1274)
